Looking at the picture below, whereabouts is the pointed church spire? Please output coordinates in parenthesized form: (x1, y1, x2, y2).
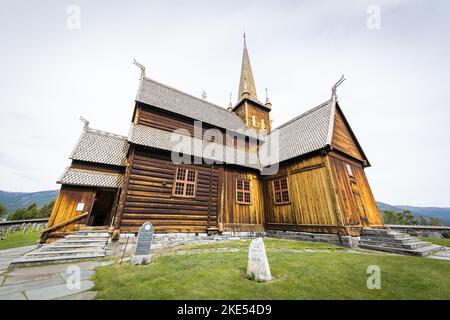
(238, 33, 257, 100)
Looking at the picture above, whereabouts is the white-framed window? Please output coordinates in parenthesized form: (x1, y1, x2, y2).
(261, 118, 265, 130)
(252, 115, 257, 126)
(346, 163, 354, 177)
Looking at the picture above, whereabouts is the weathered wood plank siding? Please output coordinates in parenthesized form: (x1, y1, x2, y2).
(331, 110, 363, 161)
(219, 167, 265, 232)
(264, 154, 342, 234)
(120, 147, 220, 233)
(46, 185, 96, 235)
(328, 153, 383, 227)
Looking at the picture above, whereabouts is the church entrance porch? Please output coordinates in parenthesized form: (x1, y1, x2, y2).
(87, 189, 118, 227)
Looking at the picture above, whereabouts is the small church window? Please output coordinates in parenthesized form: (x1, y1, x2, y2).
(236, 179, 251, 204)
(346, 163, 354, 177)
(252, 115, 257, 126)
(173, 167, 197, 197)
(273, 177, 290, 204)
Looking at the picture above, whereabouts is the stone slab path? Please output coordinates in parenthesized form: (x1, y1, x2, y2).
(0, 246, 111, 300)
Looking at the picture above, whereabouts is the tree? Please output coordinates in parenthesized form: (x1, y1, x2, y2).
(6, 199, 56, 221)
(38, 199, 55, 218)
(382, 210, 442, 226)
(0, 203, 7, 219)
(381, 210, 417, 225)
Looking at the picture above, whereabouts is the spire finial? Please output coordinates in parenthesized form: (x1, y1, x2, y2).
(79, 116, 89, 130)
(243, 32, 246, 47)
(227, 92, 233, 110)
(331, 75, 346, 100)
(133, 59, 146, 79)
(265, 88, 269, 103)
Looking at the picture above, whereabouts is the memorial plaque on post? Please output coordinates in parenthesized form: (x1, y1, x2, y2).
(131, 222, 154, 265)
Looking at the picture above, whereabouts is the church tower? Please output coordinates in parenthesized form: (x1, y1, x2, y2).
(233, 35, 272, 133)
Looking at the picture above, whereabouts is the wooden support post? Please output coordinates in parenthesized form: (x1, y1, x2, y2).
(112, 146, 135, 240)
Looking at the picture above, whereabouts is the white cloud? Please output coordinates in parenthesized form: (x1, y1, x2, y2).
(0, 0, 449, 206)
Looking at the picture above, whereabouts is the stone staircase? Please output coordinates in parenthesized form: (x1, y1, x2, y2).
(359, 228, 443, 256)
(10, 229, 110, 267)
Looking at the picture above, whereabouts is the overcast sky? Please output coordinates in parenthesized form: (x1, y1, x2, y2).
(1, 0, 449, 207)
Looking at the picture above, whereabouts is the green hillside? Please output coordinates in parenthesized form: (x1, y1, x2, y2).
(0, 190, 58, 213)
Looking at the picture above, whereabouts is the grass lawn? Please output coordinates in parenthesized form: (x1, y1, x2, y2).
(93, 239, 450, 300)
(421, 237, 450, 247)
(0, 230, 40, 250)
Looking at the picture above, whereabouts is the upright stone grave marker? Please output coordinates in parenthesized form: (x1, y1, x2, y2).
(131, 222, 154, 265)
(247, 237, 272, 282)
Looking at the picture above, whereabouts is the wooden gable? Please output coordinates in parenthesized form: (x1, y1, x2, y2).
(331, 106, 367, 164)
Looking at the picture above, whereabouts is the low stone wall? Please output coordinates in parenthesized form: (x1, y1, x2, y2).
(386, 225, 450, 237)
(266, 230, 360, 248)
(106, 231, 267, 257)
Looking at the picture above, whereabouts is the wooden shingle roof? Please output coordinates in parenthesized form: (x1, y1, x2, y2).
(70, 129, 129, 167)
(136, 78, 260, 139)
(259, 100, 333, 167)
(57, 168, 124, 188)
(128, 124, 259, 169)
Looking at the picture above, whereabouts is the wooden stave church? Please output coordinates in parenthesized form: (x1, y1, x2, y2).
(42, 39, 383, 243)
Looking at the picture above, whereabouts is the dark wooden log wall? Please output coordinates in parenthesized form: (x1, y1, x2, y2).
(70, 160, 125, 174)
(119, 147, 220, 233)
(136, 103, 258, 152)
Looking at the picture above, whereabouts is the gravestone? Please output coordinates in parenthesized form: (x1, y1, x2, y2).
(247, 237, 272, 282)
(131, 222, 154, 265)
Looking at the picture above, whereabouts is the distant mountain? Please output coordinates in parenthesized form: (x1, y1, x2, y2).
(0, 190, 59, 212)
(377, 201, 450, 225)
(1, 190, 449, 225)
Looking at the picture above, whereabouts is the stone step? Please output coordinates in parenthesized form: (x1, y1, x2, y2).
(361, 235, 421, 244)
(358, 243, 443, 256)
(10, 228, 110, 268)
(57, 239, 109, 244)
(74, 231, 110, 237)
(25, 249, 105, 257)
(39, 244, 106, 251)
(10, 253, 106, 267)
(65, 234, 110, 239)
(77, 229, 109, 233)
(359, 239, 432, 250)
(361, 228, 404, 237)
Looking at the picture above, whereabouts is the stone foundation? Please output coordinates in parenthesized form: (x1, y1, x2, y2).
(105, 230, 362, 257)
(106, 231, 267, 256)
(266, 230, 360, 248)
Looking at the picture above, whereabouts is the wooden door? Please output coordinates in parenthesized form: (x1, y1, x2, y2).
(350, 181, 369, 227)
